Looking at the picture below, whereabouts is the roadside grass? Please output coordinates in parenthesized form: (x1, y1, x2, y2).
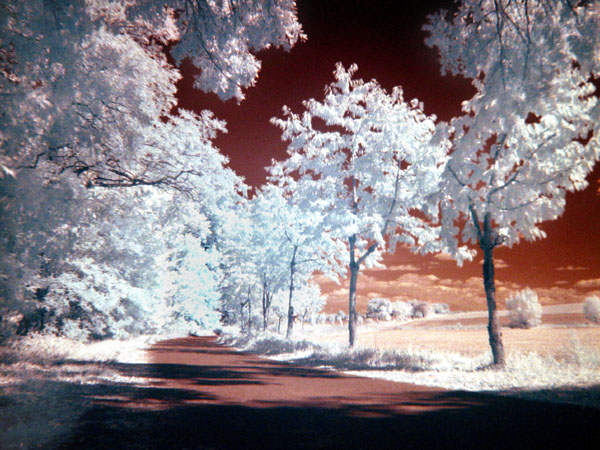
(0, 333, 161, 449)
(223, 331, 600, 408)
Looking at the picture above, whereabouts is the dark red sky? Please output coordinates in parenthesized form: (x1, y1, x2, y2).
(177, 0, 600, 312)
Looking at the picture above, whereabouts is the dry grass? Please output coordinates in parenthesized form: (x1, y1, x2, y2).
(300, 305, 600, 358)
(229, 304, 600, 408)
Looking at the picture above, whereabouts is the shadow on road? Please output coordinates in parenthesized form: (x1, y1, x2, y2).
(46, 336, 600, 450)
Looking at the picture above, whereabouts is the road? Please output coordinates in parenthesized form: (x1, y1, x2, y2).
(54, 336, 600, 449)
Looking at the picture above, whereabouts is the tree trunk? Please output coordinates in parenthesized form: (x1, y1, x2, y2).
(248, 298, 252, 332)
(262, 281, 270, 332)
(481, 216, 506, 367)
(286, 246, 298, 339)
(348, 234, 359, 348)
(348, 261, 359, 347)
(240, 302, 245, 333)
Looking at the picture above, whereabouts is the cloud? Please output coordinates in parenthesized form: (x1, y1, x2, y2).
(386, 264, 421, 272)
(432, 253, 455, 262)
(574, 279, 600, 289)
(322, 270, 592, 313)
(364, 263, 421, 273)
(556, 265, 588, 272)
(476, 258, 509, 269)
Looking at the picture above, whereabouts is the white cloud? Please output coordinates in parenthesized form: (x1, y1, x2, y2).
(364, 263, 421, 273)
(574, 279, 600, 289)
(433, 253, 454, 262)
(322, 270, 592, 313)
(386, 264, 421, 272)
(476, 258, 509, 269)
(556, 265, 588, 272)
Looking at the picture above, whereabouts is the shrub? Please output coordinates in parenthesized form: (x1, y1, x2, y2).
(336, 310, 347, 322)
(366, 298, 391, 318)
(411, 302, 431, 319)
(390, 301, 412, 320)
(431, 303, 450, 314)
(583, 296, 600, 324)
(506, 289, 542, 328)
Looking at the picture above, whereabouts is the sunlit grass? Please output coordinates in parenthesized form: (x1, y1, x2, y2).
(223, 331, 600, 408)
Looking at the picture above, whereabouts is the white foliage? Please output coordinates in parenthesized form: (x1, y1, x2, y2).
(583, 296, 600, 324)
(506, 289, 542, 329)
(0, 0, 303, 187)
(366, 298, 391, 318)
(272, 63, 457, 268)
(424, 0, 600, 251)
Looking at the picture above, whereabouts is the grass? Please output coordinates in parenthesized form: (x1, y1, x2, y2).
(0, 333, 162, 449)
(223, 330, 600, 409)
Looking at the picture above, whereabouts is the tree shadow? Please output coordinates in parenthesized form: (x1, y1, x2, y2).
(49, 386, 600, 450)
(7, 336, 598, 449)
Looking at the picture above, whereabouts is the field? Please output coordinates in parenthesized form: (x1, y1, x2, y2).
(307, 304, 600, 357)
(225, 302, 600, 406)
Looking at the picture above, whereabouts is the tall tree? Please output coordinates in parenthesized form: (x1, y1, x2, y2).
(425, 0, 600, 366)
(272, 64, 461, 347)
(0, 0, 304, 189)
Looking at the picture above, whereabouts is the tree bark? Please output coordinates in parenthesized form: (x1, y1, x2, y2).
(248, 299, 252, 332)
(348, 234, 359, 347)
(286, 246, 298, 339)
(240, 302, 245, 333)
(481, 214, 506, 367)
(262, 279, 271, 332)
(348, 261, 359, 347)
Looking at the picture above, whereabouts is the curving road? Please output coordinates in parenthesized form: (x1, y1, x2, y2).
(54, 336, 600, 449)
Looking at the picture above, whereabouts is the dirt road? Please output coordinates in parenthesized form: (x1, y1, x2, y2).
(54, 336, 600, 449)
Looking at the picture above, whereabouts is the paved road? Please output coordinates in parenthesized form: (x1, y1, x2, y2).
(55, 336, 600, 449)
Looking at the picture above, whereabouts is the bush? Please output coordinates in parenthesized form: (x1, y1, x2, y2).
(366, 298, 391, 318)
(390, 301, 412, 320)
(506, 289, 542, 328)
(411, 302, 431, 319)
(583, 296, 600, 324)
(431, 303, 450, 315)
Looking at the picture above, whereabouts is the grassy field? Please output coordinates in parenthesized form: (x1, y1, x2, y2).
(225, 303, 600, 407)
(305, 304, 600, 357)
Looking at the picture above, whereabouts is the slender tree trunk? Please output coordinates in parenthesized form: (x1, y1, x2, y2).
(248, 298, 252, 332)
(481, 215, 506, 367)
(240, 302, 245, 333)
(348, 234, 359, 348)
(348, 262, 359, 347)
(262, 280, 270, 332)
(286, 246, 298, 339)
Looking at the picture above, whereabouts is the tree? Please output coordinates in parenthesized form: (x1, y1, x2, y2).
(218, 201, 264, 331)
(425, 0, 600, 366)
(272, 63, 461, 347)
(0, 156, 240, 339)
(271, 281, 326, 332)
(256, 180, 344, 338)
(0, 0, 304, 190)
(246, 191, 288, 332)
(1, 0, 300, 339)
